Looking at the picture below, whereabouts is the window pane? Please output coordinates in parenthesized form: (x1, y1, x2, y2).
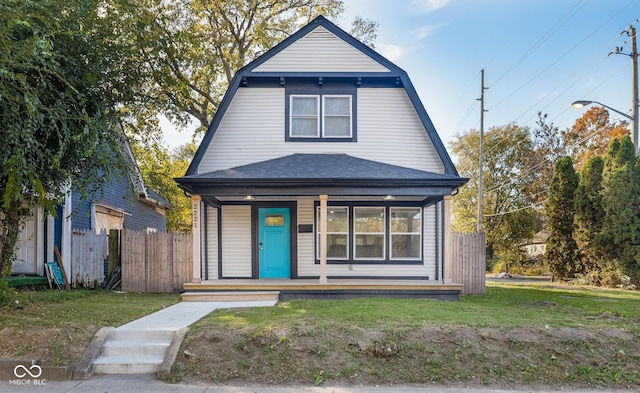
(291, 118, 318, 136)
(324, 96, 350, 116)
(355, 234, 384, 258)
(327, 207, 348, 232)
(354, 207, 385, 233)
(391, 234, 421, 258)
(324, 117, 351, 137)
(390, 208, 422, 233)
(292, 96, 318, 115)
(327, 234, 347, 258)
(265, 214, 284, 227)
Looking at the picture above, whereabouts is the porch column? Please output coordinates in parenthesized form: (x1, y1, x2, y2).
(442, 194, 453, 284)
(191, 195, 202, 284)
(319, 194, 328, 284)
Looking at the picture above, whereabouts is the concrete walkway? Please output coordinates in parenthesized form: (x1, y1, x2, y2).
(91, 300, 278, 375)
(119, 301, 278, 330)
(0, 374, 627, 393)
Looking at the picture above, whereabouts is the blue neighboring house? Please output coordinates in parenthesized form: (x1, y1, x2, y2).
(12, 139, 171, 278)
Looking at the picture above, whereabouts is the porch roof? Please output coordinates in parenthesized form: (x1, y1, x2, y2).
(176, 154, 468, 199)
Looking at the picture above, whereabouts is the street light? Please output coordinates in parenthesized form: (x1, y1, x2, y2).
(571, 100, 636, 149)
(571, 100, 633, 120)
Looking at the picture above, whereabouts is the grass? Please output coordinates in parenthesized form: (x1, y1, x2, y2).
(170, 282, 640, 388)
(0, 290, 180, 365)
(198, 282, 640, 332)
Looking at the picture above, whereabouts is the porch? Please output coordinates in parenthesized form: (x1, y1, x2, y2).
(182, 279, 463, 301)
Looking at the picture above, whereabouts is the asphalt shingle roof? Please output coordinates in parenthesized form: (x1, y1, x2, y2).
(184, 154, 464, 182)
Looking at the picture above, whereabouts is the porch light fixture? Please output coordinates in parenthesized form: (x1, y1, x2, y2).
(243, 195, 255, 200)
(383, 195, 396, 200)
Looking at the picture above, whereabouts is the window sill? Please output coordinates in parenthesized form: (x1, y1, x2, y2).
(315, 260, 424, 265)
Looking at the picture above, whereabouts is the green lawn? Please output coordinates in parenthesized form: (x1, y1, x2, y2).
(0, 290, 180, 365)
(199, 282, 640, 332)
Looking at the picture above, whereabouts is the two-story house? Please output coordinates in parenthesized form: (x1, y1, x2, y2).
(177, 16, 468, 300)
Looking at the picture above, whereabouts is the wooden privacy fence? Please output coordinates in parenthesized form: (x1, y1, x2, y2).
(451, 232, 486, 295)
(71, 229, 109, 288)
(121, 229, 192, 293)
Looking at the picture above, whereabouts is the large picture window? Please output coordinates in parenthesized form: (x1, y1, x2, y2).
(288, 93, 354, 140)
(316, 207, 349, 259)
(354, 207, 385, 259)
(390, 207, 422, 259)
(315, 204, 423, 263)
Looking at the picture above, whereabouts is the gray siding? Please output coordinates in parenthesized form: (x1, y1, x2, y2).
(205, 206, 219, 280)
(198, 88, 444, 174)
(253, 26, 390, 73)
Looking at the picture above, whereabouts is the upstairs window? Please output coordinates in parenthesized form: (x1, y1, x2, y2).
(288, 93, 355, 141)
(290, 95, 319, 137)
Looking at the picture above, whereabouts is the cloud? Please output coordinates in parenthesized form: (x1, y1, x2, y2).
(377, 43, 407, 62)
(410, 0, 450, 13)
(412, 24, 441, 40)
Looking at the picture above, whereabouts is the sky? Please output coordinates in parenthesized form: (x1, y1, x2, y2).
(162, 0, 640, 156)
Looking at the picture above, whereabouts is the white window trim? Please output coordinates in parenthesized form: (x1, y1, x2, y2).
(389, 207, 422, 260)
(289, 95, 320, 138)
(322, 95, 352, 138)
(353, 206, 385, 260)
(316, 206, 349, 260)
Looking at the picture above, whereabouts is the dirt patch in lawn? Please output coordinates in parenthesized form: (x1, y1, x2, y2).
(166, 325, 640, 389)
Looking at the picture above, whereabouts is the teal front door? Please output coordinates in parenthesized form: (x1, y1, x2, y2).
(258, 208, 290, 278)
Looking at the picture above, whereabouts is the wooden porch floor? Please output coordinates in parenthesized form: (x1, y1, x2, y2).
(183, 279, 462, 301)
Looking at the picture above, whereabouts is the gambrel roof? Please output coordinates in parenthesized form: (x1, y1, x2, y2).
(185, 15, 459, 178)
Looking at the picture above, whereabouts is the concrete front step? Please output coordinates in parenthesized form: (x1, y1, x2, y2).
(102, 340, 170, 357)
(92, 329, 175, 375)
(93, 355, 164, 374)
(181, 291, 280, 302)
(109, 329, 175, 341)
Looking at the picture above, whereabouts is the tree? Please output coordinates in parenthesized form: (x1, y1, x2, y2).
(0, 0, 144, 280)
(565, 106, 629, 170)
(544, 157, 580, 281)
(573, 155, 613, 285)
(596, 136, 640, 285)
(450, 124, 541, 261)
(131, 141, 195, 232)
(117, 0, 377, 138)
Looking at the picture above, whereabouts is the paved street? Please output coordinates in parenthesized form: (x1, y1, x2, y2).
(0, 374, 634, 393)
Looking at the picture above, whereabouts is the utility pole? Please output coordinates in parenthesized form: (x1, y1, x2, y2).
(477, 70, 487, 233)
(630, 25, 638, 151)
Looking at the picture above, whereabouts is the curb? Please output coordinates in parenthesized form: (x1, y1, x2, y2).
(0, 358, 72, 382)
(157, 327, 188, 376)
(72, 326, 114, 380)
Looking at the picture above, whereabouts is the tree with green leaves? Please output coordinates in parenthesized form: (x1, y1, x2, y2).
(117, 0, 377, 139)
(596, 136, 640, 286)
(573, 155, 614, 285)
(131, 142, 196, 232)
(544, 156, 580, 281)
(0, 0, 145, 281)
(450, 124, 541, 262)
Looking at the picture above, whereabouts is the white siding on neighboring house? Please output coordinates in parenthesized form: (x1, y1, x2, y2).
(198, 88, 444, 174)
(221, 205, 252, 278)
(206, 206, 219, 280)
(12, 209, 44, 275)
(253, 27, 390, 73)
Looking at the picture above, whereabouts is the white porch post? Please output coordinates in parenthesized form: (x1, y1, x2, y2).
(442, 195, 453, 284)
(319, 194, 328, 284)
(191, 195, 202, 284)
